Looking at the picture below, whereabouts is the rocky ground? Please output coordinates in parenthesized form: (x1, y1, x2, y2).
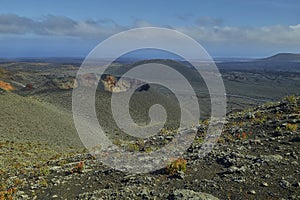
(1, 95, 299, 200)
(1, 61, 300, 199)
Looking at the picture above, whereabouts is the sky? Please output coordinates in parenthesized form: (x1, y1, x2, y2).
(0, 0, 300, 58)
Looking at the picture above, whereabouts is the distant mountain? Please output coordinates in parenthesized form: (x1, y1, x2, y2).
(261, 53, 300, 62)
(217, 53, 300, 72)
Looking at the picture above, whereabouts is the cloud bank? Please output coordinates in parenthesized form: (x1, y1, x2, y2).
(177, 24, 300, 45)
(0, 14, 299, 51)
(0, 14, 126, 38)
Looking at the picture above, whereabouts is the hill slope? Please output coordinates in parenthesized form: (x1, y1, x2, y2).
(0, 91, 83, 149)
(1, 95, 299, 199)
(262, 53, 300, 62)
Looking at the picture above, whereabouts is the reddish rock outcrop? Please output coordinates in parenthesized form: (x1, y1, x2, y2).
(0, 80, 14, 91)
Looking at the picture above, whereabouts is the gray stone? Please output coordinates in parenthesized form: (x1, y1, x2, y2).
(280, 180, 291, 189)
(292, 182, 300, 187)
(228, 166, 246, 173)
(291, 161, 299, 165)
(249, 190, 256, 195)
(233, 177, 246, 183)
(261, 182, 269, 187)
(260, 154, 283, 162)
(247, 112, 255, 119)
(170, 189, 219, 200)
(16, 191, 30, 200)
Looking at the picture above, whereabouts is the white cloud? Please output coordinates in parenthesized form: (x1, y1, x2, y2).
(0, 14, 125, 39)
(177, 24, 300, 45)
(0, 14, 35, 34)
(0, 14, 299, 47)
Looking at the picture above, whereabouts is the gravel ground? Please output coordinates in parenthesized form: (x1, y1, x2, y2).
(1, 94, 299, 200)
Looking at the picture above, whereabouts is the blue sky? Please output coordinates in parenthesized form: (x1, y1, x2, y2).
(0, 0, 300, 58)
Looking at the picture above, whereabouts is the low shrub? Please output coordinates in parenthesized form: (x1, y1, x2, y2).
(286, 123, 298, 132)
(70, 161, 84, 174)
(283, 95, 296, 104)
(166, 158, 187, 175)
(127, 143, 139, 152)
(0, 187, 17, 200)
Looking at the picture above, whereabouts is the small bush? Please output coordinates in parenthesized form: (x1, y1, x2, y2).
(275, 126, 281, 132)
(255, 111, 262, 118)
(71, 161, 84, 174)
(236, 132, 253, 140)
(0, 187, 17, 200)
(241, 132, 247, 139)
(127, 143, 139, 152)
(284, 95, 296, 104)
(202, 119, 210, 126)
(286, 123, 298, 132)
(40, 167, 50, 176)
(144, 147, 154, 153)
(166, 158, 187, 175)
(13, 179, 23, 187)
(223, 133, 234, 142)
(194, 137, 203, 144)
(252, 115, 267, 125)
(58, 160, 67, 167)
(38, 179, 48, 187)
(113, 138, 122, 146)
(217, 137, 225, 144)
